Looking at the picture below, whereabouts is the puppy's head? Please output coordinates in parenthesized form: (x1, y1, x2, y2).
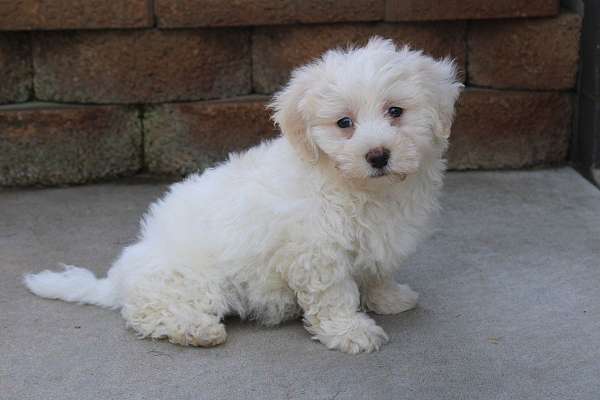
(270, 37, 462, 181)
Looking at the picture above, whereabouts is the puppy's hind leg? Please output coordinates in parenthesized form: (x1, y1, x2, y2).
(121, 266, 229, 347)
(363, 277, 418, 315)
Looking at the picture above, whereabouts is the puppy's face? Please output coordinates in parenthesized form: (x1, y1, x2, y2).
(271, 38, 462, 182)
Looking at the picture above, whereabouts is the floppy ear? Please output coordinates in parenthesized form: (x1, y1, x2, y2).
(269, 69, 319, 163)
(426, 57, 463, 140)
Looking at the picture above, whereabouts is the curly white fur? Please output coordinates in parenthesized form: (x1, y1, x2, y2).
(24, 38, 462, 354)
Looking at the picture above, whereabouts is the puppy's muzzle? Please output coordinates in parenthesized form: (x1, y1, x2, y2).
(365, 147, 390, 169)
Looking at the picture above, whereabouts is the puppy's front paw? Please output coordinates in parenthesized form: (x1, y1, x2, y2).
(312, 314, 389, 354)
(366, 283, 419, 315)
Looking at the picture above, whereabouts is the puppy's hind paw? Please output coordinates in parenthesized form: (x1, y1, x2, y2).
(313, 314, 389, 354)
(169, 322, 227, 347)
(366, 283, 418, 315)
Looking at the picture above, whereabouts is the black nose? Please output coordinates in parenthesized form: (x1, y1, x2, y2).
(365, 147, 390, 169)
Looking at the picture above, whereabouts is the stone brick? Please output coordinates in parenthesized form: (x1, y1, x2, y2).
(386, 0, 558, 21)
(468, 12, 582, 90)
(144, 96, 276, 175)
(448, 89, 572, 169)
(253, 22, 466, 93)
(156, 0, 384, 28)
(0, 0, 152, 30)
(33, 29, 251, 103)
(0, 103, 141, 186)
(0, 33, 31, 104)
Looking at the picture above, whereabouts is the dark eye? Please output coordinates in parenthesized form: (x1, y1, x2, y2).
(388, 107, 404, 118)
(336, 117, 353, 129)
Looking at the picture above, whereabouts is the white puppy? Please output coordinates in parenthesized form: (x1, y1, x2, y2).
(24, 37, 461, 354)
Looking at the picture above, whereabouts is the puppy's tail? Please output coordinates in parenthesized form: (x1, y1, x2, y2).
(23, 265, 119, 309)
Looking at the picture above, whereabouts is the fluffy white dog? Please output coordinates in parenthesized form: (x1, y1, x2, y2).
(24, 38, 461, 354)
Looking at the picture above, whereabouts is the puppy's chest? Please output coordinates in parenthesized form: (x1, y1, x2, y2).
(344, 200, 407, 264)
(321, 185, 433, 268)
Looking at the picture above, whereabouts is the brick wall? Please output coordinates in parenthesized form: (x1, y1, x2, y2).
(0, 0, 581, 186)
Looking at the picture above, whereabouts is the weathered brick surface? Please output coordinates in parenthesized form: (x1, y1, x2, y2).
(253, 22, 466, 93)
(144, 96, 276, 175)
(469, 12, 582, 90)
(386, 0, 559, 21)
(448, 89, 572, 169)
(34, 29, 251, 103)
(0, 0, 152, 30)
(0, 89, 573, 185)
(0, 33, 31, 104)
(156, 0, 384, 28)
(142, 90, 569, 177)
(0, 103, 141, 186)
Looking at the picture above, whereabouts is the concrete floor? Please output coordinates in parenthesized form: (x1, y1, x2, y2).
(1, 168, 599, 400)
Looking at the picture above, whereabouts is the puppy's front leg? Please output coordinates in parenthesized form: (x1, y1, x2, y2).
(285, 258, 388, 354)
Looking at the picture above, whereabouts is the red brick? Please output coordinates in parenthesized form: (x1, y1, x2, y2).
(448, 89, 572, 169)
(0, 0, 152, 30)
(144, 96, 276, 175)
(156, 0, 384, 28)
(0, 103, 141, 186)
(0, 33, 31, 104)
(33, 29, 251, 103)
(469, 12, 582, 90)
(253, 22, 466, 93)
(386, 0, 558, 21)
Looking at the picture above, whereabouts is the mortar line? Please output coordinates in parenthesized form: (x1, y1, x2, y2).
(138, 104, 147, 174)
(249, 27, 255, 94)
(464, 20, 470, 85)
(28, 31, 36, 101)
(0, 95, 273, 109)
(149, 0, 158, 28)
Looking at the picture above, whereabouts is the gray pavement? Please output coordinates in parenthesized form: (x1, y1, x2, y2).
(1, 168, 599, 400)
